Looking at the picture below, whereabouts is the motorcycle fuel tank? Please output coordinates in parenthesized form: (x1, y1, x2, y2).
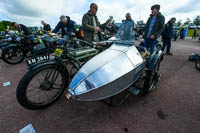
(68, 42, 145, 101)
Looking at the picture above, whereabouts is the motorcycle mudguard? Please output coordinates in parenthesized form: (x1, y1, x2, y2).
(1, 44, 27, 58)
(0, 42, 9, 49)
(27, 60, 70, 88)
(147, 50, 163, 70)
(28, 60, 68, 75)
(1, 44, 18, 51)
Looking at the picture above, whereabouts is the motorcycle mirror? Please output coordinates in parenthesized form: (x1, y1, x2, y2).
(7, 37, 12, 41)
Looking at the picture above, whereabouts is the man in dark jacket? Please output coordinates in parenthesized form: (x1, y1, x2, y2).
(53, 15, 76, 36)
(41, 20, 51, 32)
(12, 22, 32, 35)
(192, 27, 197, 39)
(143, 4, 165, 54)
(82, 3, 101, 42)
(161, 17, 176, 55)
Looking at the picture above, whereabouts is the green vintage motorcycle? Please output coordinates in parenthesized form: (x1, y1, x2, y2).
(16, 34, 111, 110)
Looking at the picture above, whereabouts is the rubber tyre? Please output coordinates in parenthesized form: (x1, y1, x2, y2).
(16, 64, 69, 110)
(195, 58, 200, 70)
(2, 46, 25, 64)
(143, 60, 161, 92)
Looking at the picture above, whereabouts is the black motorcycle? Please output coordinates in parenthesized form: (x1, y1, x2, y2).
(16, 36, 111, 109)
(1, 34, 64, 64)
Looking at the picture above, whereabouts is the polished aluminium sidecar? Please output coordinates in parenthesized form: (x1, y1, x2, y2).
(67, 20, 146, 101)
(68, 41, 146, 101)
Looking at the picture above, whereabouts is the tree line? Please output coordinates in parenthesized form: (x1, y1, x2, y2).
(0, 21, 14, 31)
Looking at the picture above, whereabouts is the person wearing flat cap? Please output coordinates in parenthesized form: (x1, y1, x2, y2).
(143, 4, 165, 54)
(161, 17, 176, 55)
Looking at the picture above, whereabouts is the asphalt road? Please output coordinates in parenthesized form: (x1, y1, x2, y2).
(0, 38, 200, 133)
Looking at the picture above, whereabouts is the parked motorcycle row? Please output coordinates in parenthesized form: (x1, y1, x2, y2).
(0, 22, 164, 110)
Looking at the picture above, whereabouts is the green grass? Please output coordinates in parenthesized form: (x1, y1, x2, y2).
(187, 29, 200, 37)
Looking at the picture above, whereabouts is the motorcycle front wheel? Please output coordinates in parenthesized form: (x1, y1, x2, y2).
(16, 64, 69, 110)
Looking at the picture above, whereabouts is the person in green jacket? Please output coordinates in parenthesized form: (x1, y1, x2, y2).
(143, 4, 165, 54)
(82, 3, 101, 42)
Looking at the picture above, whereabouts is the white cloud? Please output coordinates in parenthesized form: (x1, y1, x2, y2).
(0, 0, 200, 27)
(172, 0, 200, 13)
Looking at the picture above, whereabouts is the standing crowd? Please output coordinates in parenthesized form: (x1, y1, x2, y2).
(10, 3, 180, 55)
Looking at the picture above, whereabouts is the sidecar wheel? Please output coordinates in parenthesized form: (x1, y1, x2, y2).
(143, 60, 161, 93)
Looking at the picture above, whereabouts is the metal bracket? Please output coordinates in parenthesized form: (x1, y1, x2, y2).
(101, 87, 140, 107)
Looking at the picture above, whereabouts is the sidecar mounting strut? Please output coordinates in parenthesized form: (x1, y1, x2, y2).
(101, 87, 140, 107)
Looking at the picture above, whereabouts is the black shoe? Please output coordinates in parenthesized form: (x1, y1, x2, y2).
(166, 53, 173, 55)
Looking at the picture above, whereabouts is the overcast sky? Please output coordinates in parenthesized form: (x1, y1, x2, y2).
(0, 0, 200, 27)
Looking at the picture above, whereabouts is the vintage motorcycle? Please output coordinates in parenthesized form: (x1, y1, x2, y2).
(16, 33, 112, 110)
(16, 22, 163, 110)
(1, 33, 66, 64)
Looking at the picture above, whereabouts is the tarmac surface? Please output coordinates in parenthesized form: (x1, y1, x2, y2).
(0, 38, 200, 133)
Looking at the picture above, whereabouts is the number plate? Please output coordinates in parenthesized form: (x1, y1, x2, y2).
(26, 55, 55, 66)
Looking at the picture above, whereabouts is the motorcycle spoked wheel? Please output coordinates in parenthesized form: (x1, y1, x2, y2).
(143, 60, 161, 93)
(2, 46, 25, 64)
(16, 65, 69, 110)
(195, 58, 200, 71)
